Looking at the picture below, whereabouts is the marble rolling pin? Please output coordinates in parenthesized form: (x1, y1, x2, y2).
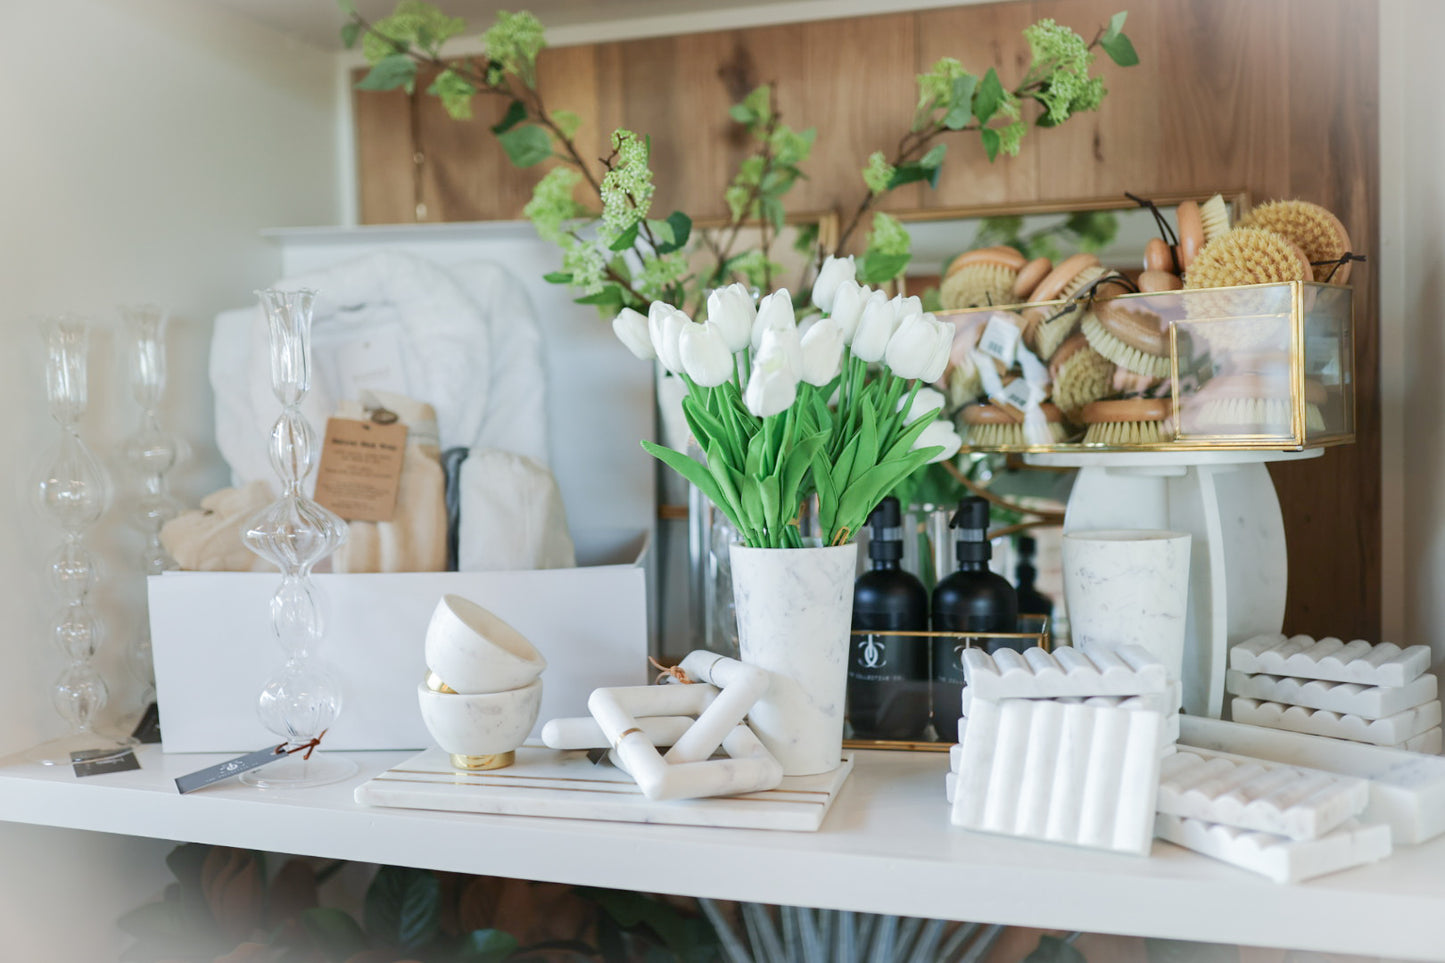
(1179, 716, 1445, 844)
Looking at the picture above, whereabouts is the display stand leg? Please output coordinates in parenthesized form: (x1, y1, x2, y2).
(1039, 451, 1318, 718)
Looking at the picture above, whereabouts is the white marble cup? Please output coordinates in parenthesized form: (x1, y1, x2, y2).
(1063, 530, 1192, 684)
(417, 678, 543, 767)
(731, 542, 858, 777)
(424, 594, 547, 694)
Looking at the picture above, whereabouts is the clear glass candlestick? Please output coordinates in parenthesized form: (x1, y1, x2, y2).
(119, 304, 183, 710)
(242, 289, 354, 789)
(31, 316, 134, 765)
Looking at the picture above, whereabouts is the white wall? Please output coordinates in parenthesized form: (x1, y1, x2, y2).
(0, 0, 339, 958)
(1379, 0, 1443, 656)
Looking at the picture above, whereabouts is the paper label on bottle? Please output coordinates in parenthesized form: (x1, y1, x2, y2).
(977, 314, 1021, 367)
(313, 417, 408, 522)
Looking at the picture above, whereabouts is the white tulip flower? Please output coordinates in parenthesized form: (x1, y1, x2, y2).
(680, 320, 735, 387)
(898, 386, 947, 422)
(744, 340, 800, 418)
(799, 316, 845, 386)
(612, 307, 655, 361)
(884, 309, 937, 379)
(828, 281, 869, 344)
(920, 316, 956, 384)
(811, 255, 857, 313)
(751, 288, 795, 350)
(850, 290, 897, 362)
(758, 324, 803, 380)
(891, 294, 923, 320)
(914, 419, 964, 463)
(648, 302, 689, 374)
(706, 283, 755, 353)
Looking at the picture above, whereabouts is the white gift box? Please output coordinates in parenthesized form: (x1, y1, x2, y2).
(149, 529, 649, 753)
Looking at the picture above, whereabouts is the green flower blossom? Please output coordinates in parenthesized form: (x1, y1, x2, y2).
(769, 126, 816, 167)
(523, 166, 586, 245)
(600, 129, 654, 234)
(997, 120, 1027, 158)
(482, 10, 546, 86)
(724, 184, 751, 221)
(363, 1, 466, 62)
(427, 69, 476, 120)
(916, 57, 969, 112)
(867, 212, 910, 258)
(636, 252, 687, 301)
(862, 152, 895, 195)
(561, 241, 607, 295)
(1023, 19, 1103, 125)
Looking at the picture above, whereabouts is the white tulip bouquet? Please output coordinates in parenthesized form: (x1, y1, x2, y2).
(614, 256, 962, 549)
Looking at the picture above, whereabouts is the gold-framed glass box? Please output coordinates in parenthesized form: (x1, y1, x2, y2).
(943, 280, 1355, 453)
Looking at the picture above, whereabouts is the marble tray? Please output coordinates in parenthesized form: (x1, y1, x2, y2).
(355, 747, 854, 832)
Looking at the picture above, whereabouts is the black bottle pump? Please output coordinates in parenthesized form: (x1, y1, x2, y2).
(930, 496, 1019, 742)
(847, 497, 930, 740)
(1014, 535, 1054, 619)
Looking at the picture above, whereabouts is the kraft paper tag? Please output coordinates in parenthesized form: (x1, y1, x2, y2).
(314, 417, 407, 522)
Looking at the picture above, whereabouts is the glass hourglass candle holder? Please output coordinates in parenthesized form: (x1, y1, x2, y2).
(119, 304, 184, 712)
(31, 316, 134, 765)
(241, 289, 355, 789)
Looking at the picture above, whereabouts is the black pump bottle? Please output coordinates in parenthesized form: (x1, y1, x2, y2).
(847, 498, 931, 740)
(1014, 535, 1054, 619)
(930, 496, 1018, 742)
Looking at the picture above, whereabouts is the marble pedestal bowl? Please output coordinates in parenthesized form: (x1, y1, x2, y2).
(417, 679, 543, 771)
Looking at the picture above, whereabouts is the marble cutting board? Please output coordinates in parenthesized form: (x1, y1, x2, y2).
(355, 747, 854, 832)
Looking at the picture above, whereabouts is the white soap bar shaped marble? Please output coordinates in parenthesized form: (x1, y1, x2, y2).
(1225, 669, 1438, 721)
(946, 770, 956, 804)
(665, 651, 771, 764)
(1402, 727, 1442, 754)
(961, 645, 1167, 701)
(1232, 697, 1443, 748)
(1230, 634, 1431, 687)
(1154, 813, 1391, 884)
(951, 696, 1163, 854)
(541, 714, 695, 750)
(957, 695, 1179, 750)
(1179, 715, 1445, 844)
(1156, 748, 1368, 840)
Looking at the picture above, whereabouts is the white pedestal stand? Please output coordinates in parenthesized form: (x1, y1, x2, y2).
(1026, 449, 1323, 719)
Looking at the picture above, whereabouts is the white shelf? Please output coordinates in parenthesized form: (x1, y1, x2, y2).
(0, 746, 1443, 959)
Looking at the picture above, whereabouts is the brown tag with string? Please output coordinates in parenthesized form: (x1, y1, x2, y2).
(313, 417, 407, 522)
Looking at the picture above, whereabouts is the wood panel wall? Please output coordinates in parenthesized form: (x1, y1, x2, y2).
(353, 0, 1382, 639)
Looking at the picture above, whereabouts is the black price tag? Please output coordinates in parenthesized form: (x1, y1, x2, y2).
(174, 744, 286, 794)
(71, 748, 141, 778)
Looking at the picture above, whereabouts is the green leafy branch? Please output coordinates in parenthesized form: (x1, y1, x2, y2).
(837, 13, 1138, 282)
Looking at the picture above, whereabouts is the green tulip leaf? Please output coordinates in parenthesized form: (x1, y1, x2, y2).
(643, 442, 726, 520)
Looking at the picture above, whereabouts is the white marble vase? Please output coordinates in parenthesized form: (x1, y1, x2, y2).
(730, 542, 858, 776)
(1062, 530, 1192, 684)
